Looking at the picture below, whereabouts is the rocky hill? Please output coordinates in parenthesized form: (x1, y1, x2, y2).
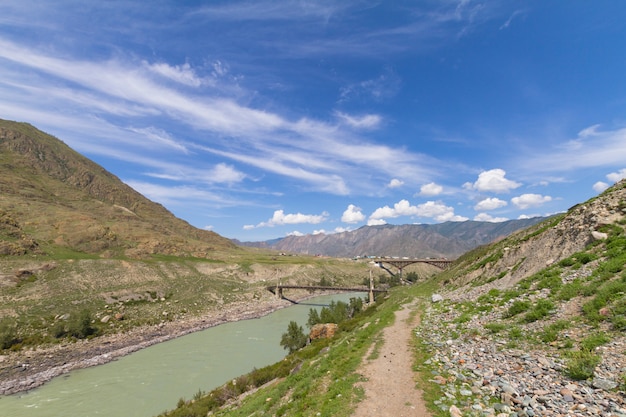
(237, 218, 546, 259)
(0, 119, 236, 258)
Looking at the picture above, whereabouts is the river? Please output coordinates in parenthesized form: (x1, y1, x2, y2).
(0, 292, 363, 417)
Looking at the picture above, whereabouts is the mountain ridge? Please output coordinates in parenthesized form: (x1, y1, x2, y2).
(235, 218, 546, 258)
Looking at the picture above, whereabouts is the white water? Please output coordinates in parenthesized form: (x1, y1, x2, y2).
(0, 293, 362, 417)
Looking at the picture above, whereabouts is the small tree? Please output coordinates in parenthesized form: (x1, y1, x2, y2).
(280, 321, 307, 353)
(307, 308, 321, 328)
(405, 272, 419, 283)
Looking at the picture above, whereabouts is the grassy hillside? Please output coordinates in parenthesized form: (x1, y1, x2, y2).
(0, 118, 235, 258)
(162, 180, 626, 417)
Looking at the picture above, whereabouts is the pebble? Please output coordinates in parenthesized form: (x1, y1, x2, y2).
(419, 292, 626, 417)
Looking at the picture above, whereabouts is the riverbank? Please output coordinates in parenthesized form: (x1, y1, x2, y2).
(0, 296, 306, 395)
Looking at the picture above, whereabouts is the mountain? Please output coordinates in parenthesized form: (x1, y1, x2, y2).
(237, 218, 546, 258)
(0, 119, 236, 258)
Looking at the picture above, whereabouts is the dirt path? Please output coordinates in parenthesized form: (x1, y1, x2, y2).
(353, 301, 430, 417)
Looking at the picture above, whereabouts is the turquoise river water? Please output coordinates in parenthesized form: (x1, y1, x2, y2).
(0, 292, 361, 417)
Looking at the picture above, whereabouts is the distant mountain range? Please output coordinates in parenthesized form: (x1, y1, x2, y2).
(234, 218, 547, 259)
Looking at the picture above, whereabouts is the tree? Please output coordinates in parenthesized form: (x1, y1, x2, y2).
(280, 321, 307, 353)
(405, 272, 419, 283)
(307, 308, 321, 328)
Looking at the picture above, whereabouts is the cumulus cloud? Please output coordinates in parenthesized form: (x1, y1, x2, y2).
(465, 169, 521, 193)
(387, 178, 404, 188)
(209, 163, 246, 183)
(593, 181, 609, 193)
(287, 230, 304, 236)
(419, 182, 443, 196)
(369, 199, 467, 222)
(511, 193, 552, 209)
(474, 213, 508, 222)
(474, 197, 507, 211)
(606, 168, 626, 183)
(342, 204, 366, 223)
(248, 209, 328, 228)
(367, 218, 387, 226)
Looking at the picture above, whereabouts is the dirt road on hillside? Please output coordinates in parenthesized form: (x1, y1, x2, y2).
(353, 302, 430, 417)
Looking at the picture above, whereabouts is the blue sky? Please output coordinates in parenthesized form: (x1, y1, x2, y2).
(1, 1, 625, 241)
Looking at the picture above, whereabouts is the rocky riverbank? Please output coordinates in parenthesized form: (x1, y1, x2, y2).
(0, 296, 299, 395)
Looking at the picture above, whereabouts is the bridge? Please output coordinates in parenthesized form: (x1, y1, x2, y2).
(372, 258, 453, 277)
(266, 284, 387, 303)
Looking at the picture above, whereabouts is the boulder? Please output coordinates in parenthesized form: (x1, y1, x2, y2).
(309, 323, 338, 340)
(591, 230, 608, 241)
(431, 294, 444, 303)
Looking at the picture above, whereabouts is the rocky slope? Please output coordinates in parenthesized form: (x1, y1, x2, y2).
(420, 179, 626, 416)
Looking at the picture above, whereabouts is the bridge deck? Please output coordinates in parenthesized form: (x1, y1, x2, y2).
(266, 285, 387, 294)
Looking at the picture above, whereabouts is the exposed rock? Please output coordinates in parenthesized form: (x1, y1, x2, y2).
(309, 323, 338, 340)
(591, 230, 609, 240)
(431, 294, 444, 303)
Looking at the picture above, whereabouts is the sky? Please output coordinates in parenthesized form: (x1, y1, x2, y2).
(1, 1, 626, 242)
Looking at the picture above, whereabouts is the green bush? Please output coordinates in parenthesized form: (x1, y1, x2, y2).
(522, 299, 555, 323)
(564, 350, 601, 380)
(67, 309, 97, 339)
(0, 319, 19, 350)
(580, 332, 610, 351)
(484, 323, 506, 334)
(505, 300, 531, 318)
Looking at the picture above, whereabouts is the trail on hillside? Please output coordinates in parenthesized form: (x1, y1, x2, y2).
(353, 302, 430, 417)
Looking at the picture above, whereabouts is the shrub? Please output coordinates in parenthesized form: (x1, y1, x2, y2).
(0, 319, 19, 350)
(564, 350, 601, 380)
(67, 309, 97, 339)
(484, 323, 506, 334)
(580, 332, 610, 351)
(505, 300, 531, 318)
(522, 299, 555, 323)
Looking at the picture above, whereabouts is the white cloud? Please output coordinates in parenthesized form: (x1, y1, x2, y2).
(367, 218, 387, 226)
(419, 182, 443, 196)
(369, 199, 467, 222)
(209, 163, 246, 184)
(511, 193, 552, 209)
(145, 62, 204, 87)
(342, 204, 366, 223)
(593, 181, 609, 193)
(606, 168, 626, 183)
(335, 111, 382, 129)
(467, 169, 521, 193)
(521, 126, 626, 173)
(287, 230, 304, 236)
(474, 197, 507, 211)
(250, 209, 329, 228)
(474, 213, 508, 222)
(370, 199, 417, 219)
(387, 178, 404, 188)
